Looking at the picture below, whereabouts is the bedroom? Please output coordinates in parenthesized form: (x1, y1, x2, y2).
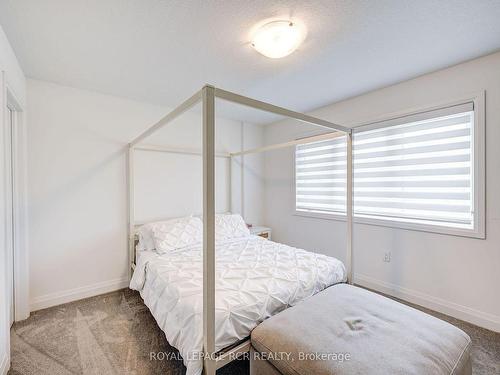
(0, 1, 499, 374)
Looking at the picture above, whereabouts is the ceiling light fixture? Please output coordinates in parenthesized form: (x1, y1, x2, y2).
(251, 20, 306, 59)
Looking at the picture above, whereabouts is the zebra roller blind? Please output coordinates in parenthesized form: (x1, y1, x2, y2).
(295, 102, 474, 229)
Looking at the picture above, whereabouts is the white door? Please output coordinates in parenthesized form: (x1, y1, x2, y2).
(5, 106, 16, 326)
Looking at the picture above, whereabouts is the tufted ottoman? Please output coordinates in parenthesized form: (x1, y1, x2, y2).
(250, 284, 471, 375)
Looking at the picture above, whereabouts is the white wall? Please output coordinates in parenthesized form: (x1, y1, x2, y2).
(133, 111, 264, 224)
(264, 51, 500, 332)
(26, 79, 264, 311)
(0, 29, 25, 106)
(0, 24, 26, 375)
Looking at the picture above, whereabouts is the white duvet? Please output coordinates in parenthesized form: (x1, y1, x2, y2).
(130, 235, 346, 375)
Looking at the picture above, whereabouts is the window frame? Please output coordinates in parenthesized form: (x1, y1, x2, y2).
(293, 91, 486, 239)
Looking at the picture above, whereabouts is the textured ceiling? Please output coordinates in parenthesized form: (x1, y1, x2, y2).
(1, 0, 500, 123)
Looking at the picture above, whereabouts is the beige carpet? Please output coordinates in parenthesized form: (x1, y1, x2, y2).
(9, 288, 500, 375)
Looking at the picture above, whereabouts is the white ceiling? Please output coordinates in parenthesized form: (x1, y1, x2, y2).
(1, 0, 500, 123)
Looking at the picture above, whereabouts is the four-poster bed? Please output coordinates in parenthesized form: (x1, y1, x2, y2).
(127, 85, 353, 375)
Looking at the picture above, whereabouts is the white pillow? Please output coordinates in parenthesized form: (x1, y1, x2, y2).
(136, 225, 156, 252)
(215, 214, 250, 240)
(151, 216, 203, 254)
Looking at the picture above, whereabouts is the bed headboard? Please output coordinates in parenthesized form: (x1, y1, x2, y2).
(130, 217, 177, 270)
(129, 225, 140, 271)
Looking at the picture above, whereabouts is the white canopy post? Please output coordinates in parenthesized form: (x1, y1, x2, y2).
(214, 87, 350, 133)
(229, 131, 345, 157)
(129, 90, 201, 146)
(202, 85, 217, 375)
(346, 131, 353, 284)
(127, 145, 135, 279)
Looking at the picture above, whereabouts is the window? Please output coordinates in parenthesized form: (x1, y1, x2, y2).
(296, 134, 347, 214)
(295, 99, 485, 237)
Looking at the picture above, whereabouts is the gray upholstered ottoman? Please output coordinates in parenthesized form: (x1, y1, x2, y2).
(250, 284, 471, 375)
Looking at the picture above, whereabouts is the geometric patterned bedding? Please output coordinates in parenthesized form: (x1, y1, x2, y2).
(130, 235, 346, 375)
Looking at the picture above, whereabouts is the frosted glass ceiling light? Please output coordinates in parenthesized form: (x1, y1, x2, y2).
(251, 20, 306, 59)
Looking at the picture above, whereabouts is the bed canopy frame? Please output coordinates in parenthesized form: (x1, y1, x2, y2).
(127, 85, 353, 374)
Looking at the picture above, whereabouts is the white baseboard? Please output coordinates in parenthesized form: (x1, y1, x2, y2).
(0, 352, 9, 375)
(30, 277, 129, 312)
(354, 273, 500, 333)
(27, 273, 500, 332)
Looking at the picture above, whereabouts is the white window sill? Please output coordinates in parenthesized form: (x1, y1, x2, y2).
(293, 210, 485, 239)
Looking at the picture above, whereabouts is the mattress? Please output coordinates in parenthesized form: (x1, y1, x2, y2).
(130, 235, 346, 375)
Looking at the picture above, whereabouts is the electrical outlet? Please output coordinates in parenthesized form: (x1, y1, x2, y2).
(383, 252, 391, 263)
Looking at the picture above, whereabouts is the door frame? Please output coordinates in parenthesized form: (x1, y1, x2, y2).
(3, 78, 29, 322)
